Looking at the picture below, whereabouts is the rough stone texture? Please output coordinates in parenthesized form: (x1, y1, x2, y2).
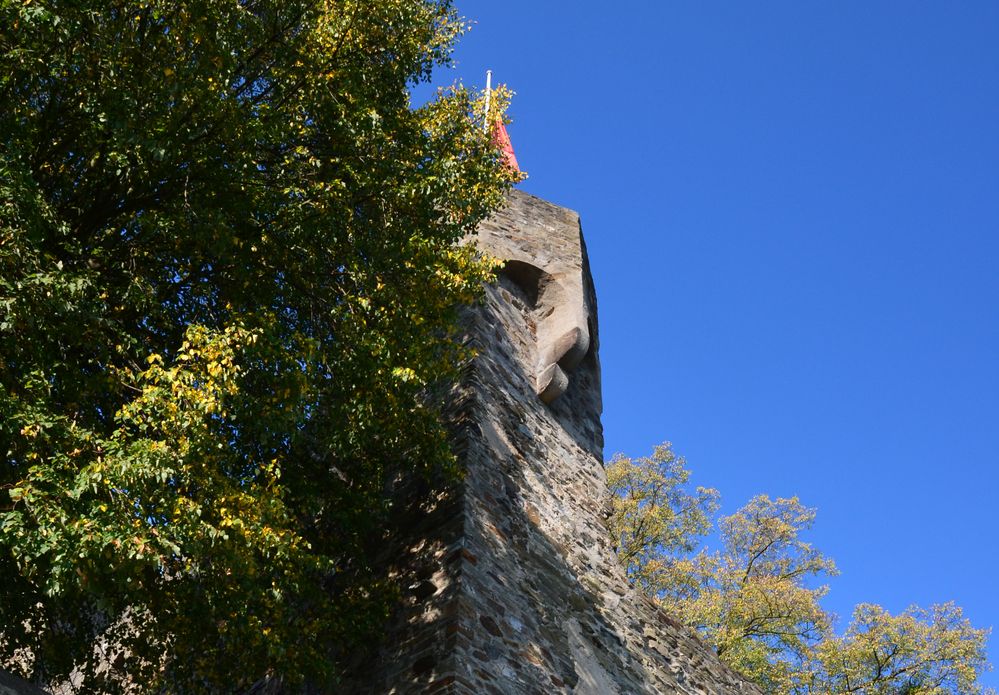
(0, 668, 49, 695)
(342, 190, 762, 694)
(475, 193, 594, 405)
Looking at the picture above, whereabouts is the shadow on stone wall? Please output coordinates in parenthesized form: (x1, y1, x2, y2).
(297, 191, 759, 694)
(435, 276, 657, 694)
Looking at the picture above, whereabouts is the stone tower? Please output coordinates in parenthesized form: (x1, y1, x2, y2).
(344, 190, 762, 694)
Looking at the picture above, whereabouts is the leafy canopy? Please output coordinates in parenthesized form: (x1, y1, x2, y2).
(606, 444, 993, 694)
(0, 0, 517, 689)
(605, 443, 719, 592)
(801, 602, 992, 695)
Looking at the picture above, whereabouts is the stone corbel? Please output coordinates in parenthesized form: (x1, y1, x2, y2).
(500, 260, 591, 404)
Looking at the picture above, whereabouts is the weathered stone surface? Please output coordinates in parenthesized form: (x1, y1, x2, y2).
(340, 190, 761, 694)
(0, 668, 49, 695)
(476, 193, 594, 405)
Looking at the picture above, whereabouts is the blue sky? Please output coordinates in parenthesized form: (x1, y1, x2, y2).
(439, 1, 999, 685)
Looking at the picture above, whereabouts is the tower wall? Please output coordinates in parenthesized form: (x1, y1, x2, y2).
(347, 191, 761, 694)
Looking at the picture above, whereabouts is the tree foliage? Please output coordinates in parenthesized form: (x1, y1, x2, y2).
(605, 443, 718, 593)
(800, 602, 992, 695)
(668, 495, 837, 690)
(1, 0, 517, 689)
(606, 445, 993, 694)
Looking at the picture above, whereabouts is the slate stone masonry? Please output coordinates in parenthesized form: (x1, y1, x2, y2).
(342, 191, 761, 694)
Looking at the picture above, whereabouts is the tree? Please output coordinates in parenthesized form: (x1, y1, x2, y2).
(605, 443, 719, 595)
(664, 495, 837, 691)
(801, 603, 992, 695)
(1, 0, 516, 689)
(606, 445, 993, 694)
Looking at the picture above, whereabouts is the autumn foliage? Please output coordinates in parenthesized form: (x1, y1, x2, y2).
(1, 0, 516, 689)
(607, 445, 993, 694)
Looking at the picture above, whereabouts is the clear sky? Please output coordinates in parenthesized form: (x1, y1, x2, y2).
(437, 1, 999, 685)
